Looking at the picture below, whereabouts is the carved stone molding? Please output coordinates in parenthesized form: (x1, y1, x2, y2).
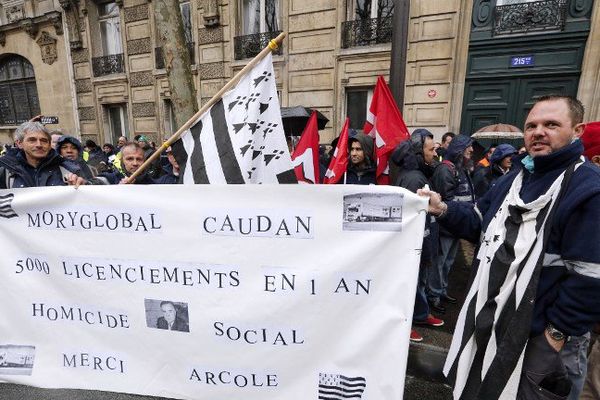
(71, 48, 89, 64)
(36, 31, 58, 65)
(202, 0, 219, 26)
(199, 61, 224, 79)
(569, 0, 593, 18)
(132, 102, 156, 117)
(0, 32, 5, 47)
(6, 4, 24, 23)
(124, 4, 149, 23)
(78, 106, 96, 121)
(20, 19, 38, 39)
(127, 38, 151, 55)
(75, 78, 92, 93)
(129, 71, 154, 87)
(48, 13, 63, 35)
(198, 26, 223, 44)
(472, 0, 494, 28)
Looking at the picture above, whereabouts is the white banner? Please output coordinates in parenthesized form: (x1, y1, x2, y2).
(0, 185, 426, 399)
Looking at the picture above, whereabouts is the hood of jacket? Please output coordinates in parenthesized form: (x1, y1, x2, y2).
(56, 135, 83, 153)
(445, 134, 473, 164)
(490, 144, 517, 164)
(348, 132, 375, 167)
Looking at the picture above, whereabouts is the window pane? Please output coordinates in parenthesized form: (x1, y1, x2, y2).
(7, 58, 23, 80)
(99, 2, 119, 17)
(356, 0, 372, 20)
(243, 0, 260, 34)
(376, 0, 394, 18)
(23, 61, 35, 78)
(26, 82, 41, 116)
(265, 0, 279, 32)
(0, 64, 7, 81)
(11, 83, 30, 123)
(101, 19, 122, 55)
(0, 84, 16, 125)
(109, 106, 123, 143)
(180, 2, 193, 43)
(347, 90, 368, 130)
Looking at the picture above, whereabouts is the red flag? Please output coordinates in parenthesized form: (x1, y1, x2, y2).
(291, 111, 320, 184)
(363, 76, 410, 185)
(323, 118, 350, 184)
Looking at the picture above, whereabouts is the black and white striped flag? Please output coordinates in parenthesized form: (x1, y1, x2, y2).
(318, 373, 366, 400)
(444, 163, 580, 399)
(0, 193, 17, 219)
(172, 53, 297, 184)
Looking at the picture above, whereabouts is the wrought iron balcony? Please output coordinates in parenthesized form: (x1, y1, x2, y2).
(493, 0, 568, 36)
(92, 54, 125, 77)
(341, 16, 393, 49)
(234, 31, 282, 60)
(155, 42, 196, 70)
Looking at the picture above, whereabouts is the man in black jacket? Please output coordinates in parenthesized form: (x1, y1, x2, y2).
(0, 122, 86, 189)
(391, 129, 444, 342)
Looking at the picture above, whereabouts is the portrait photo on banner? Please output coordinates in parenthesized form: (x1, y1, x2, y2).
(144, 299, 190, 333)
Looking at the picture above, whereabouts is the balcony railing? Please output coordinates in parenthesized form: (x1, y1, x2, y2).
(234, 31, 282, 60)
(341, 16, 393, 49)
(92, 54, 125, 77)
(155, 42, 196, 70)
(493, 0, 568, 36)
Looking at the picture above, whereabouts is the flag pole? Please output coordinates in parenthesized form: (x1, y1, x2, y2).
(126, 32, 288, 183)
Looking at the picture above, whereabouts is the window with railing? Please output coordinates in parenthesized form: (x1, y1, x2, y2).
(93, 2, 124, 76)
(493, 0, 568, 36)
(234, 0, 281, 60)
(0, 55, 41, 126)
(342, 0, 394, 48)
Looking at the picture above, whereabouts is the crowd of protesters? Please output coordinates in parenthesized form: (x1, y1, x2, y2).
(1, 95, 600, 400)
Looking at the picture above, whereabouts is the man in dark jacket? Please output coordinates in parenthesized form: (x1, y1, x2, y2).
(156, 301, 189, 332)
(343, 133, 376, 185)
(428, 134, 475, 313)
(472, 143, 517, 198)
(56, 135, 97, 180)
(421, 95, 600, 399)
(100, 143, 156, 184)
(391, 129, 444, 342)
(0, 122, 86, 188)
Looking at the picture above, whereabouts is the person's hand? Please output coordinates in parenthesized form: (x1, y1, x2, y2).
(65, 173, 86, 188)
(119, 176, 134, 184)
(544, 329, 565, 352)
(417, 186, 447, 216)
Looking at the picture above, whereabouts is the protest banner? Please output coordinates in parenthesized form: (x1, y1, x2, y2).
(0, 184, 426, 399)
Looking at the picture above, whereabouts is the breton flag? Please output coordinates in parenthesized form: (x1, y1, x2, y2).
(323, 117, 350, 184)
(363, 76, 410, 185)
(291, 111, 320, 184)
(171, 53, 297, 184)
(318, 373, 366, 400)
(0, 193, 17, 218)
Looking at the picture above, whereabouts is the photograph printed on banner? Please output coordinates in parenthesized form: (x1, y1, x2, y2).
(0, 344, 35, 376)
(342, 192, 403, 232)
(144, 299, 190, 333)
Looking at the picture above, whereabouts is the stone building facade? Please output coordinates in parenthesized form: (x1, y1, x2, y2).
(0, 0, 76, 144)
(2, 0, 600, 145)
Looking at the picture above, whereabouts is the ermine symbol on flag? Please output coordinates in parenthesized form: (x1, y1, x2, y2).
(0, 193, 17, 219)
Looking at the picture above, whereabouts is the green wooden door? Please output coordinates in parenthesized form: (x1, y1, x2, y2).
(460, 75, 580, 135)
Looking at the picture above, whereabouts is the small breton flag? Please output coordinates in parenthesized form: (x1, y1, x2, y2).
(171, 53, 297, 184)
(318, 373, 366, 400)
(0, 193, 17, 219)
